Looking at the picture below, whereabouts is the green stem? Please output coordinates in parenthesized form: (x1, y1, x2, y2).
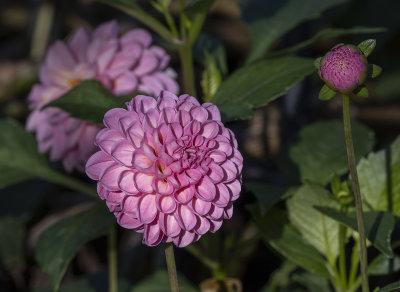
(338, 224, 347, 289)
(338, 205, 348, 289)
(165, 243, 180, 292)
(177, 44, 196, 96)
(108, 225, 118, 292)
(179, 0, 187, 38)
(184, 245, 219, 271)
(104, 2, 176, 44)
(342, 94, 369, 292)
(163, 9, 179, 37)
(45, 170, 98, 198)
(348, 237, 361, 289)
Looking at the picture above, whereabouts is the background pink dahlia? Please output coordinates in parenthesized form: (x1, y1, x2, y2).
(85, 91, 243, 247)
(26, 20, 179, 172)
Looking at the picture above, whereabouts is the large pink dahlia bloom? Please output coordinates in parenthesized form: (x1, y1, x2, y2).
(85, 92, 243, 247)
(26, 20, 178, 172)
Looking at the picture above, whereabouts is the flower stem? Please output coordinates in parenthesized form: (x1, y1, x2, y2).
(104, 2, 175, 44)
(165, 243, 180, 292)
(45, 170, 98, 199)
(108, 225, 118, 292)
(342, 94, 369, 292)
(348, 237, 361, 289)
(338, 221, 347, 289)
(177, 44, 196, 96)
(184, 245, 219, 271)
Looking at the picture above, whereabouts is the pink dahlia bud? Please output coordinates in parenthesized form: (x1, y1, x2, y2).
(85, 91, 243, 247)
(26, 20, 179, 172)
(318, 44, 368, 93)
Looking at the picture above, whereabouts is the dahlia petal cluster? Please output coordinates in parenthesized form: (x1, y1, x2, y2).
(319, 44, 367, 93)
(85, 92, 243, 247)
(27, 20, 178, 172)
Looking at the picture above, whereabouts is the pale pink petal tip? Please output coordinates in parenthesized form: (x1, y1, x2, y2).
(26, 20, 179, 173)
(86, 91, 243, 247)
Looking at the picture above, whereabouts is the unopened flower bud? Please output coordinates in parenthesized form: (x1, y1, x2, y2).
(318, 44, 368, 93)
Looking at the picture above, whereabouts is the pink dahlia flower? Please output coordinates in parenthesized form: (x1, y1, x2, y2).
(85, 92, 243, 247)
(26, 20, 179, 172)
(318, 44, 367, 93)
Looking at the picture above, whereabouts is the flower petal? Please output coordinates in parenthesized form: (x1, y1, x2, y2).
(173, 231, 197, 247)
(96, 129, 125, 154)
(156, 194, 176, 214)
(85, 151, 114, 180)
(118, 213, 143, 229)
(118, 170, 139, 195)
(160, 214, 181, 237)
(111, 140, 135, 166)
(196, 176, 216, 201)
(100, 163, 125, 191)
(176, 204, 197, 231)
(174, 185, 195, 204)
(213, 183, 231, 207)
(192, 197, 211, 216)
(143, 222, 164, 246)
(190, 106, 208, 122)
(122, 195, 140, 217)
(137, 194, 157, 224)
(154, 178, 174, 195)
(194, 216, 210, 235)
(93, 20, 120, 40)
(104, 108, 127, 129)
(207, 163, 225, 184)
(121, 28, 152, 48)
(134, 172, 154, 193)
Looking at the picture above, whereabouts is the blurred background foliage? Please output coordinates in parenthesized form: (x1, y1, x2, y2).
(0, 0, 400, 291)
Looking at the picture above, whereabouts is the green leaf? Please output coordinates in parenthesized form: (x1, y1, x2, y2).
(35, 272, 132, 292)
(245, 182, 292, 215)
(368, 254, 400, 275)
(315, 207, 395, 258)
(0, 119, 53, 188)
(373, 71, 400, 100)
(97, 0, 142, 10)
(318, 84, 337, 101)
(355, 85, 369, 98)
(213, 57, 315, 121)
(376, 281, 400, 292)
(248, 205, 331, 278)
(96, 0, 174, 43)
(290, 120, 374, 185)
(44, 80, 124, 124)
(0, 216, 26, 268)
(287, 184, 341, 264)
(260, 261, 297, 292)
(193, 34, 228, 76)
(35, 204, 115, 291)
(183, 0, 214, 19)
(271, 27, 386, 58)
(314, 57, 322, 70)
(358, 39, 376, 57)
(201, 52, 222, 102)
(358, 136, 400, 216)
(241, 0, 347, 63)
(292, 272, 330, 292)
(183, 0, 215, 44)
(131, 270, 198, 292)
(369, 64, 383, 79)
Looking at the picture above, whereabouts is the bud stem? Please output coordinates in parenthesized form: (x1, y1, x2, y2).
(108, 225, 118, 292)
(165, 243, 180, 292)
(342, 94, 369, 292)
